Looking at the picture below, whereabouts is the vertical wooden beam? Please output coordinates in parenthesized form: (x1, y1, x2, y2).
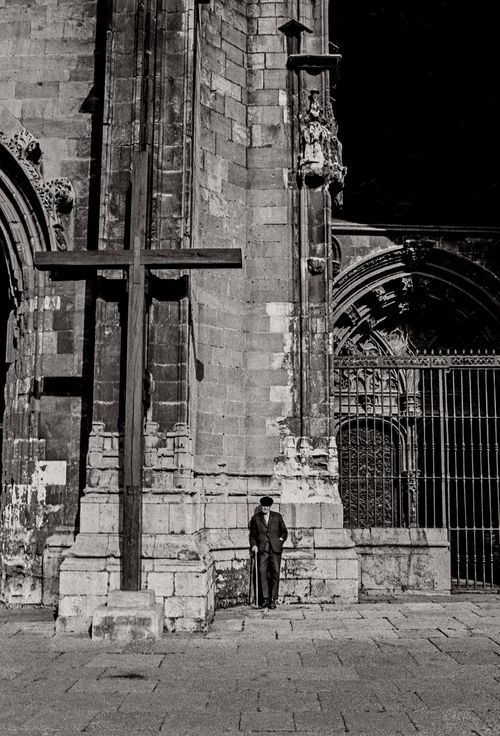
(122, 151, 149, 591)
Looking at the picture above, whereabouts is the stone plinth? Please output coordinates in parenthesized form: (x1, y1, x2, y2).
(352, 528, 450, 595)
(91, 589, 164, 641)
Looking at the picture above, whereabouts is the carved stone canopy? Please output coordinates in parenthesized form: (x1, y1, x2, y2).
(278, 19, 313, 39)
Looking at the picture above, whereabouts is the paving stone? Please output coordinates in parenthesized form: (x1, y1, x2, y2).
(0, 598, 499, 735)
(161, 709, 241, 732)
(408, 729, 496, 735)
(240, 710, 295, 732)
(84, 710, 165, 732)
(293, 710, 346, 733)
(341, 707, 417, 734)
(258, 690, 321, 712)
(409, 706, 493, 732)
(69, 677, 158, 693)
(85, 653, 164, 669)
(473, 704, 500, 730)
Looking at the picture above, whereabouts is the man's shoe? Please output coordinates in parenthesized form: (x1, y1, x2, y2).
(269, 600, 276, 609)
(260, 599, 269, 609)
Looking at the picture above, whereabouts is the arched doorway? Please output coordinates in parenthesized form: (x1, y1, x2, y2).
(0, 118, 75, 604)
(332, 246, 500, 589)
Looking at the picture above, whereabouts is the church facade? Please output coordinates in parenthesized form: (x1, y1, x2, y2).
(1, 1, 499, 632)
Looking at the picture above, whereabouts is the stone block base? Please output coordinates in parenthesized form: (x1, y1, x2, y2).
(56, 530, 215, 635)
(282, 532, 359, 603)
(209, 528, 359, 606)
(92, 590, 164, 641)
(352, 528, 450, 595)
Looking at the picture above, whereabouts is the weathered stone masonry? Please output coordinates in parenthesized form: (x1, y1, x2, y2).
(49, 0, 355, 634)
(0, 0, 95, 605)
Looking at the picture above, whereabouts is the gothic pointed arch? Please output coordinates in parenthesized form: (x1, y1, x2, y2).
(332, 243, 500, 589)
(332, 243, 500, 355)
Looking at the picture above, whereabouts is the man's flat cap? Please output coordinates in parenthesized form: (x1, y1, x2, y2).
(260, 496, 274, 507)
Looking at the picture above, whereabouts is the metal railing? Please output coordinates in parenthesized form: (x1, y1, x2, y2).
(333, 351, 500, 589)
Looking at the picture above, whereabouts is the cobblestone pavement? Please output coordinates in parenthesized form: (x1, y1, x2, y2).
(1, 596, 500, 736)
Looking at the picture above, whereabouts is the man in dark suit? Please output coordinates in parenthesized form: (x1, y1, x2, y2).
(249, 496, 288, 609)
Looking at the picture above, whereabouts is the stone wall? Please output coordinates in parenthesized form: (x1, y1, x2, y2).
(352, 529, 450, 596)
(57, 421, 357, 632)
(0, 1, 95, 604)
(191, 0, 247, 474)
(0, 0, 95, 250)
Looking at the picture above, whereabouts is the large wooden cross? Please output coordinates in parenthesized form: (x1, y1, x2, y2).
(34, 152, 242, 591)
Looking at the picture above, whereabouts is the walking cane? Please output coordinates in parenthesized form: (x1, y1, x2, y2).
(254, 548, 259, 609)
(248, 550, 253, 605)
(248, 548, 259, 608)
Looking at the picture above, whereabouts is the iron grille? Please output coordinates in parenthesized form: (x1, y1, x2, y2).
(333, 352, 500, 589)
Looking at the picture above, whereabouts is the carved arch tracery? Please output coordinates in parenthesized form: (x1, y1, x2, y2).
(332, 244, 500, 529)
(332, 245, 500, 356)
(0, 113, 75, 292)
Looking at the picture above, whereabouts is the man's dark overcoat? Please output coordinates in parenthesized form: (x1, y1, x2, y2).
(249, 510, 288, 554)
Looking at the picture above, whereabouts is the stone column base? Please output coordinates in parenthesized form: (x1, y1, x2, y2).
(56, 530, 215, 635)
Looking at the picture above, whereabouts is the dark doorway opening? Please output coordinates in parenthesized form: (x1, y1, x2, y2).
(329, 1, 500, 225)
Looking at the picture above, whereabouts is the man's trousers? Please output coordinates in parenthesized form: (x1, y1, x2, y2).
(258, 547, 282, 601)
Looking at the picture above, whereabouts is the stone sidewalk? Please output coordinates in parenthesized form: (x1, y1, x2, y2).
(1, 596, 500, 736)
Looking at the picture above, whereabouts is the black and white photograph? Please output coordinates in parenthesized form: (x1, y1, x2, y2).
(0, 2, 499, 734)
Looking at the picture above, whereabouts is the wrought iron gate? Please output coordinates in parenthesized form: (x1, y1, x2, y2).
(333, 352, 500, 590)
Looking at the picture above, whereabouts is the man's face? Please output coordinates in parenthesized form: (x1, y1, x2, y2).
(262, 506, 270, 516)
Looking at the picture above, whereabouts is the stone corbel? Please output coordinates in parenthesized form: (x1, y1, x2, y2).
(307, 256, 325, 275)
(287, 53, 342, 79)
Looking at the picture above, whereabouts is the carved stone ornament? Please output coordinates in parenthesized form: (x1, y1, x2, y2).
(0, 127, 75, 250)
(373, 286, 390, 306)
(401, 238, 436, 268)
(307, 256, 325, 275)
(298, 90, 346, 201)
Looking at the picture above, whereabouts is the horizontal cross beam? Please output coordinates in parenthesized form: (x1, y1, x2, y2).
(34, 248, 242, 271)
